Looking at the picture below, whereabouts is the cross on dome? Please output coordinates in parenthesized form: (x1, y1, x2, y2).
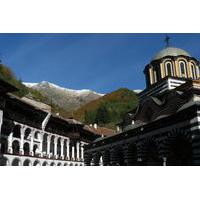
(164, 34, 170, 47)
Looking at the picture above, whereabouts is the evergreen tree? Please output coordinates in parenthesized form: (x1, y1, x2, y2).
(84, 110, 96, 124)
(95, 104, 110, 125)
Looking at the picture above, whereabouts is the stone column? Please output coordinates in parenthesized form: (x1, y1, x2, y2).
(60, 138, 64, 159)
(39, 133, 43, 157)
(81, 142, 84, 161)
(8, 132, 13, 154)
(163, 157, 167, 166)
(100, 156, 103, 166)
(66, 138, 70, 160)
(72, 143, 75, 161)
(0, 110, 3, 136)
(30, 129, 35, 156)
(76, 141, 80, 161)
(54, 137, 58, 159)
(47, 135, 51, 158)
(20, 126, 26, 155)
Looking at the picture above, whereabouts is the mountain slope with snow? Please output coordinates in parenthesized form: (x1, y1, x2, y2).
(23, 81, 104, 112)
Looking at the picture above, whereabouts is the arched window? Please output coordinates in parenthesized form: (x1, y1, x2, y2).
(12, 158, 21, 166)
(13, 125, 21, 138)
(165, 61, 173, 76)
(23, 159, 31, 166)
(191, 63, 197, 79)
(23, 142, 30, 156)
(179, 61, 187, 78)
(12, 140, 20, 155)
(34, 131, 40, 140)
(24, 128, 31, 140)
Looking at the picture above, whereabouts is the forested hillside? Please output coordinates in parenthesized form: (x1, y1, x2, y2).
(73, 88, 139, 129)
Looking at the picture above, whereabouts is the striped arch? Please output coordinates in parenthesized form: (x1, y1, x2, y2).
(23, 159, 32, 166)
(102, 150, 111, 166)
(50, 162, 56, 166)
(124, 143, 138, 166)
(93, 152, 102, 166)
(0, 156, 9, 166)
(64, 163, 68, 166)
(84, 153, 93, 166)
(42, 161, 49, 166)
(163, 128, 193, 166)
(11, 158, 22, 166)
(139, 137, 162, 166)
(110, 146, 125, 166)
(33, 160, 41, 166)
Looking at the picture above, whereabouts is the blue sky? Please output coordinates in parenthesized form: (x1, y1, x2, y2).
(1, 33, 200, 93)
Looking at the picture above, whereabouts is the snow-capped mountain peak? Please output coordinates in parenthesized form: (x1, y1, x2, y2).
(23, 82, 38, 87)
(24, 81, 104, 96)
(23, 81, 104, 111)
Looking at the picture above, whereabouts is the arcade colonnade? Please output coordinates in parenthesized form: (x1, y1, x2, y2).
(0, 121, 87, 166)
(84, 127, 200, 166)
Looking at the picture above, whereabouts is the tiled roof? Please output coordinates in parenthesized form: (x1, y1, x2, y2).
(83, 125, 115, 137)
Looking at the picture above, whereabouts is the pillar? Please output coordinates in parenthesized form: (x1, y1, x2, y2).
(60, 138, 64, 159)
(30, 129, 34, 156)
(149, 67, 154, 85)
(76, 141, 80, 161)
(0, 110, 3, 136)
(20, 126, 26, 155)
(163, 157, 167, 166)
(47, 135, 51, 158)
(67, 138, 70, 160)
(72, 143, 75, 161)
(160, 62, 165, 78)
(100, 156, 103, 166)
(8, 132, 13, 154)
(81, 142, 84, 161)
(39, 133, 43, 157)
(54, 137, 58, 159)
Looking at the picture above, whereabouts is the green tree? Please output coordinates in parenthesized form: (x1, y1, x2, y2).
(95, 104, 110, 125)
(84, 110, 95, 124)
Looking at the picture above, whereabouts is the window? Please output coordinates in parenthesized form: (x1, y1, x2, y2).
(179, 61, 187, 78)
(191, 63, 197, 79)
(165, 61, 173, 76)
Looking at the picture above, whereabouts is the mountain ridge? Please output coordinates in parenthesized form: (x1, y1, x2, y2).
(24, 81, 105, 96)
(24, 81, 104, 112)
